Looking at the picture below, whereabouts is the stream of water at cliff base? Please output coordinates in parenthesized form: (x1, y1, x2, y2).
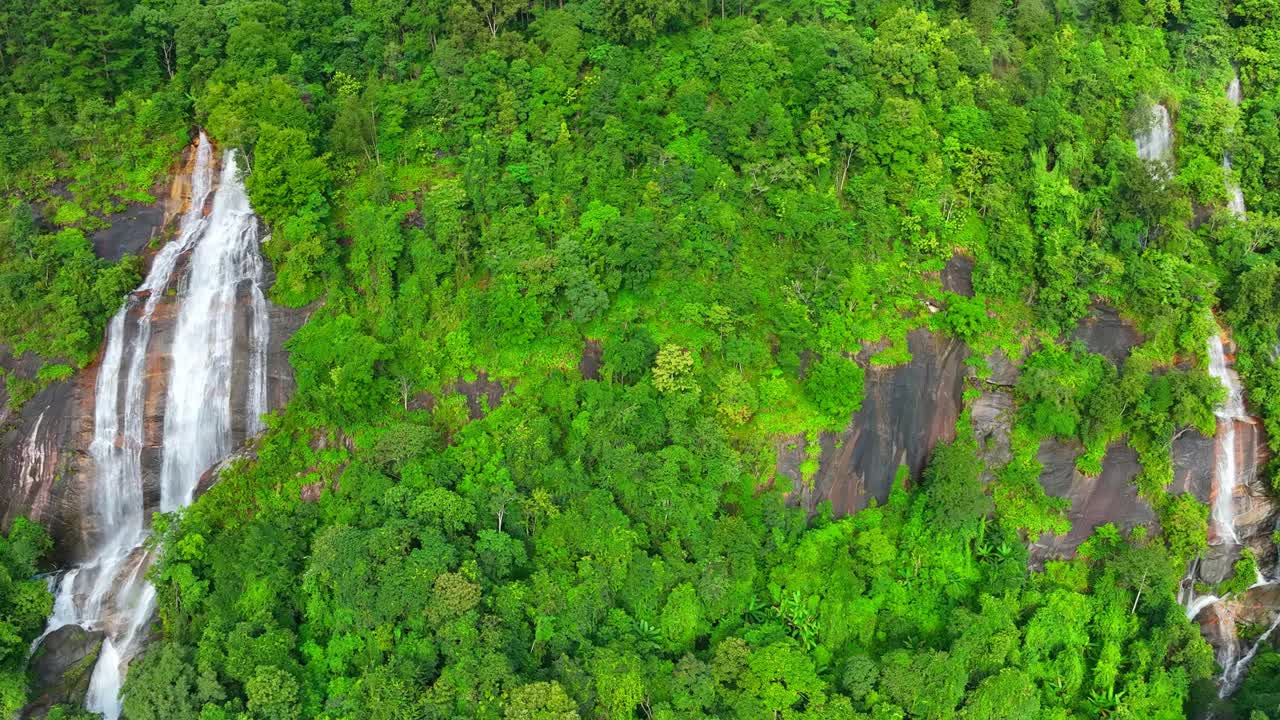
(38, 134, 269, 720)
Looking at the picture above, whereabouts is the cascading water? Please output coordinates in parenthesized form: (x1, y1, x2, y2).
(1145, 84, 1280, 695)
(38, 133, 269, 720)
(1189, 331, 1276, 697)
(1207, 334, 1246, 546)
(1225, 75, 1246, 218)
(159, 143, 269, 512)
(1202, 74, 1280, 701)
(1222, 613, 1280, 696)
(1179, 332, 1247, 619)
(1136, 103, 1174, 179)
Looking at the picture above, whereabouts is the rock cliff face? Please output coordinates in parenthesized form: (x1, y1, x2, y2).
(1072, 302, 1143, 365)
(1172, 429, 1215, 504)
(1030, 441, 1151, 560)
(0, 363, 95, 563)
(0, 138, 310, 562)
(783, 327, 971, 515)
(779, 254, 974, 516)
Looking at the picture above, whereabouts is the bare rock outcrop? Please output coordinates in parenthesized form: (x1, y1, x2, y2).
(784, 328, 970, 515)
(1031, 441, 1153, 560)
(0, 369, 95, 564)
(1072, 303, 1143, 366)
(1172, 429, 1215, 504)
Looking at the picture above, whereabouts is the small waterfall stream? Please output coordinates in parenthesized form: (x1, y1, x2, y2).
(1207, 334, 1246, 547)
(1180, 333, 1251, 621)
(1172, 74, 1280, 700)
(1134, 82, 1280, 697)
(1225, 75, 1246, 218)
(1136, 103, 1174, 179)
(38, 133, 269, 720)
(1189, 322, 1272, 700)
(1203, 75, 1280, 699)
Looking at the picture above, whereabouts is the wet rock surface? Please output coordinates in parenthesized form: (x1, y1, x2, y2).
(22, 623, 105, 718)
(1195, 584, 1280, 681)
(784, 328, 970, 515)
(0, 358, 96, 565)
(1031, 441, 1152, 559)
(1198, 542, 1239, 585)
(1183, 415, 1277, 586)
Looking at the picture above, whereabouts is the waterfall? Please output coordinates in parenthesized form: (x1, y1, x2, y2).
(1186, 593, 1221, 621)
(38, 133, 270, 720)
(159, 146, 268, 512)
(1185, 330, 1280, 698)
(1207, 334, 1246, 545)
(1203, 74, 1280, 703)
(1225, 74, 1246, 218)
(1222, 612, 1280, 697)
(18, 411, 47, 492)
(1136, 103, 1174, 180)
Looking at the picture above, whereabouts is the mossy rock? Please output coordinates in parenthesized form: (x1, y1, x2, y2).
(21, 624, 104, 719)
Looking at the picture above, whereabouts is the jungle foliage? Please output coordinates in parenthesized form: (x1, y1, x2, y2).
(3, 0, 1280, 716)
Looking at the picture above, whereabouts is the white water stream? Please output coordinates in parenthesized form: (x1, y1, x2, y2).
(38, 133, 269, 720)
(1207, 334, 1246, 547)
(1225, 75, 1246, 218)
(1173, 75, 1280, 699)
(1193, 326, 1271, 700)
(1136, 103, 1174, 180)
(1207, 73, 1280, 699)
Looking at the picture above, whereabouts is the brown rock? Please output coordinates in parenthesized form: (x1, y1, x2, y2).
(785, 328, 970, 515)
(1072, 303, 1142, 366)
(1031, 441, 1153, 560)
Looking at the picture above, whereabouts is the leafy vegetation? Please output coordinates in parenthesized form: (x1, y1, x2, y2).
(0, 520, 53, 717)
(0, 200, 141, 404)
(3, 0, 1280, 716)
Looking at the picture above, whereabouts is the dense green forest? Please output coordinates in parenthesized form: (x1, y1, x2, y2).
(3, 0, 1280, 717)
